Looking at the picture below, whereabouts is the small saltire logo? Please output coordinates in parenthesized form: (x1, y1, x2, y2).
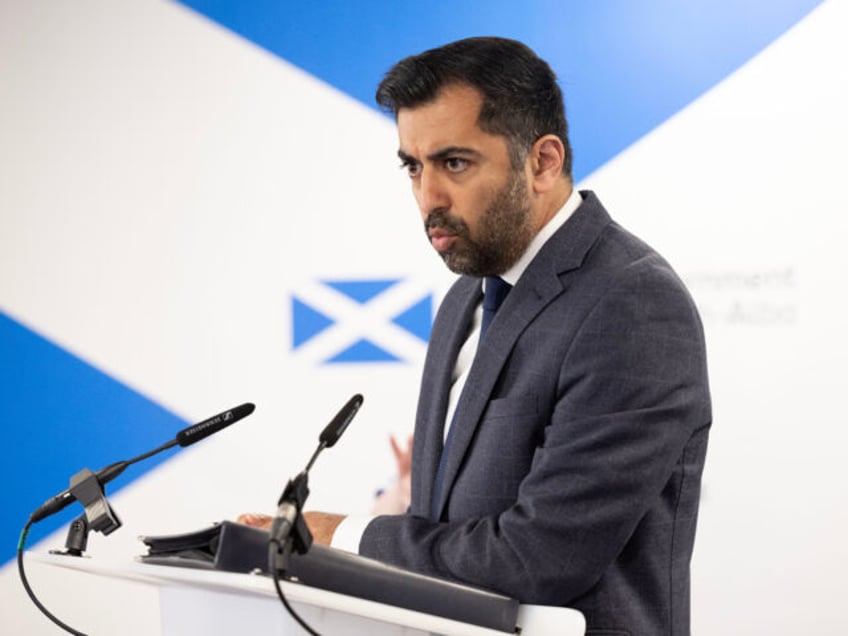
(291, 279, 433, 363)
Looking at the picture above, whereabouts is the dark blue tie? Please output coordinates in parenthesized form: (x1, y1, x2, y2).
(479, 276, 513, 342)
(430, 276, 512, 520)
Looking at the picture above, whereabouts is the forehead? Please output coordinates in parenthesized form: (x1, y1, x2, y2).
(396, 84, 501, 156)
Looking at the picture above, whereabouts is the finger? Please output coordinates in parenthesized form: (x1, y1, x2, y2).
(237, 513, 269, 527)
(389, 434, 403, 460)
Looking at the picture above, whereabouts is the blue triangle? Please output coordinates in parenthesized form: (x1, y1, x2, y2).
(325, 279, 398, 304)
(326, 338, 401, 363)
(392, 295, 433, 343)
(291, 296, 335, 348)
(0, 311, 187, 566)
(176, 0, 824, 181)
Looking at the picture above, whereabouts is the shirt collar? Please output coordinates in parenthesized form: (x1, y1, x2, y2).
(499, 187, 583, 287)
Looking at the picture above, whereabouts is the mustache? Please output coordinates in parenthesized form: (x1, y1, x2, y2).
(424, 210, 469, 235)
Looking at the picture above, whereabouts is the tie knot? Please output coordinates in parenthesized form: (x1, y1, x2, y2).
(483, 276, 512, 313)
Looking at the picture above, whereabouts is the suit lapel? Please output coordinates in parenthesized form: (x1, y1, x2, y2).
(431, 191, 613, 519)
(415, 276, 482, 517)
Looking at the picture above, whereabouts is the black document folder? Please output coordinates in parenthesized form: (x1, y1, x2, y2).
(139, 521, 519, 633)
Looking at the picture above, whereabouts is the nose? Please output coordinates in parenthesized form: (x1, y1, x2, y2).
(416, 169, 450, 217)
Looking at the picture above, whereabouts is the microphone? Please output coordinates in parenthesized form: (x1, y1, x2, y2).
(318, 393, 363, 448)
(269, 394, 363, 569)
(305, 393, 363, 472)
(29, 402, 255, 524)
(176, 402, 256, 447)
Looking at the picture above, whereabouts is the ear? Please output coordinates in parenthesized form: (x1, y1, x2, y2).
(529, 135, 565, 194)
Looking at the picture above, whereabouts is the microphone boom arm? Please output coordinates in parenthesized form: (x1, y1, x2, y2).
(268, 394, 363, 575)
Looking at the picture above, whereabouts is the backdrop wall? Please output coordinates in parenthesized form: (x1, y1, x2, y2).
(2, 1, 845, 633)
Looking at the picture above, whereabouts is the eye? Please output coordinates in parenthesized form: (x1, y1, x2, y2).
(444, 157, 469, 173)
(400, 160, 422, 178)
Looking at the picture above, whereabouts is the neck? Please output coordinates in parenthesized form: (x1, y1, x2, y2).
(533, 178, 573, 232)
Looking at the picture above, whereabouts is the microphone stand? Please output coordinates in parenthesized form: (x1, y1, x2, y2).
(268, 470, 313, 574)
(267, 466, 318, 636)
(267, 394, 363, 636)
(18, 402, 255, 636)
(50, 467, 122, 558)
(268, 394, 363, 575)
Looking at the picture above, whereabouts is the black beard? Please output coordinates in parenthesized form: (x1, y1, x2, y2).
(424, 170, 534, 277)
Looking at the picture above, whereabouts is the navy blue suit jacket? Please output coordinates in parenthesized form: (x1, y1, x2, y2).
(360, 191, 711, 636)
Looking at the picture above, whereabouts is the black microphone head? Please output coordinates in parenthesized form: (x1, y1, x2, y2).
(176, 402, 255, 447)
(319, 394, 363, 448)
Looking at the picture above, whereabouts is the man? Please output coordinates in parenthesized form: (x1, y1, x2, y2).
(244, 37, 710, 635)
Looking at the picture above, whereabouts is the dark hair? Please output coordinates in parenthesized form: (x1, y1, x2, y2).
(376, 37, 572, 177)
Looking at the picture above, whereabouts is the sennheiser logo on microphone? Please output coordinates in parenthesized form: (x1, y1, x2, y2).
(176, 403, 255, 447)
(192, 415, 223, 434)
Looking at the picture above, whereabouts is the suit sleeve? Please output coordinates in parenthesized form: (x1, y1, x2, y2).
(359, 258, 711, 604)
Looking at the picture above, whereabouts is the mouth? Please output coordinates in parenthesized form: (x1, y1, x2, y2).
(428, 228, 458, 253)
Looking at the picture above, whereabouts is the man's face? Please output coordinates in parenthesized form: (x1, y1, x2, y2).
(396, 84, 535, 277)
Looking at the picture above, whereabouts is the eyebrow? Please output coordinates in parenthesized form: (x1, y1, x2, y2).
(397, 146, 481, 164)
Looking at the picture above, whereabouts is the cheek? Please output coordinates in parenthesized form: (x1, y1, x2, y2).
(457, 186, 493, 229)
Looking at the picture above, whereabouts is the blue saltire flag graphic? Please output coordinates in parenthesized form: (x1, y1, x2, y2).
(291, 279, 433, 363)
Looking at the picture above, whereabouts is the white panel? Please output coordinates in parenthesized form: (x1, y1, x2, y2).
(581, 1, 848, 633)
(2, 0, 847, 634)
(0, 0, 446, 529)
(0, 1, 447, 632)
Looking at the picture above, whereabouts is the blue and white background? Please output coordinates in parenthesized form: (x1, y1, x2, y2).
(2, 0, 846, 633)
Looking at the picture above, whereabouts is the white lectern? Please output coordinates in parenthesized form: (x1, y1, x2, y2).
(31, 552, 585, 636)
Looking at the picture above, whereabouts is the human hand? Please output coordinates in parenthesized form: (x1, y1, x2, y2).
(236, 511, 345, 546)
(390, 434, 413, 480)
(371, 434, 413, 515)
(236, 512, 273, 530)
(302, 511, 346, 545)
